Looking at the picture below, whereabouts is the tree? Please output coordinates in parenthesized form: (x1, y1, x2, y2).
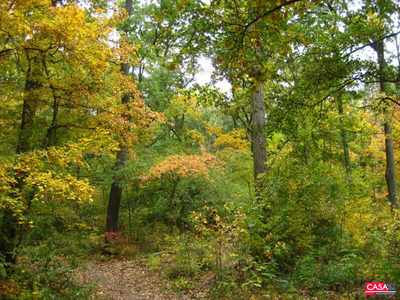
(105, 0, 134, 234)
(105, 0, 209, 233)
(187, 0, 323, 182)
(0, 0, 153, 268)
(251, 86, 267, 180)
(141, 152, 222, 231)
(373, 38, 399, 209)
(342, 0, 400, 209)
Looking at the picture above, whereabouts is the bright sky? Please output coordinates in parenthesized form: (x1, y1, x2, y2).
(194, 57, 231, 93)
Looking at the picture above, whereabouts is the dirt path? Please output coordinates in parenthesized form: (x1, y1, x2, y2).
(77, 258, 207, 300)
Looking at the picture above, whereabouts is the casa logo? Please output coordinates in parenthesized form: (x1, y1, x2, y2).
(366, 282, 396, 295)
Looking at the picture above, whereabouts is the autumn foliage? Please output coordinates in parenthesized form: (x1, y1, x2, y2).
(1, 0, 400, 299)
(141, 152, 223, 185)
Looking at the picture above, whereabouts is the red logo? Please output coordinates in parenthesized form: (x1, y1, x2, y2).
(366, 282, 396, 295)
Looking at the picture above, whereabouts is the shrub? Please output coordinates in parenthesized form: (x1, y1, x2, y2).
(1, 245, 94, 299)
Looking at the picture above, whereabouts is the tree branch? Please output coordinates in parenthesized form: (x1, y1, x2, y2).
(0, 48, 13, 57)
(345, 31, 400, 58)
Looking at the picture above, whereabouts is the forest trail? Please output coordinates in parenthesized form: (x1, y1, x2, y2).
(77, 258, 208, 300)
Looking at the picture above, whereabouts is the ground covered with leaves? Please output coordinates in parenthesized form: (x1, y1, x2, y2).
(77, 256, 213, 300)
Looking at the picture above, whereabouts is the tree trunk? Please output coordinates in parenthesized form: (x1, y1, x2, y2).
(1, 58, 40, 269)
(251, 85, 267, 181)
(0, 208, 18, 267)
(383, 118, 398, 209)
(17, 62, 39, 154)
(374, 39, 399, 210)
(105, 0, 134, 233)
(106, 146, 128, 232)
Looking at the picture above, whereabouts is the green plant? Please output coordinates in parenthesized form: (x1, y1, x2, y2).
(293, 252, 364, 294)
(171, 276, 195, 292)
(1, 245, 95, 300)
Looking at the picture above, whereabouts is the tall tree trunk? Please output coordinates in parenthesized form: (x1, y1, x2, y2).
(374, 39, 399, 210)
(251, 85, 267, 181)
(106, 146, 128, 232)
(105, 0, 134, 233)
(1, 58, 40, 269)
(17, 62, 39, 154)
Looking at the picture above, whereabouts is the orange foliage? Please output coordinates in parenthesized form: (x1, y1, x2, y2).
(141, 152, 224, 185)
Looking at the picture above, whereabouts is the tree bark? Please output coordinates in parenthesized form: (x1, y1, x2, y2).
(105, 0, 134, 233)
(1, 57, 41, 269)
(17, 61, 39, 154)
(251, 85, 267, 181)
(106, 146, 129, 232)
(374, 39, 399, 210)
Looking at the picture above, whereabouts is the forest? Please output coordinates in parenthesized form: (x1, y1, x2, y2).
(0, 0, 400, 299)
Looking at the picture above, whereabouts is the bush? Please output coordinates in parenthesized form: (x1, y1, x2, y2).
(0, 245, 94, 300)
(293, 252, 364, 293)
